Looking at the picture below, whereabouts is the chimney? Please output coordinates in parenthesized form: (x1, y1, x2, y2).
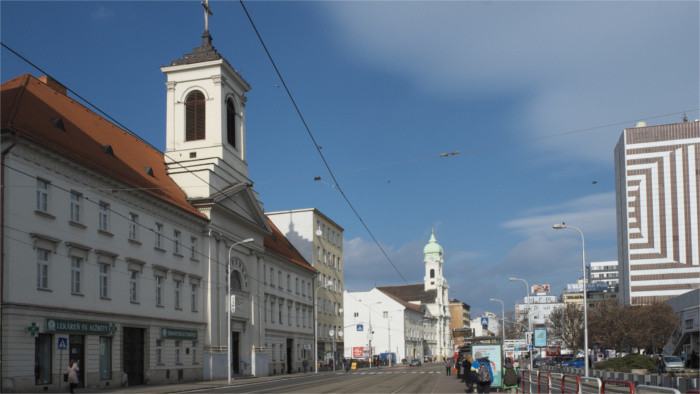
(38, 75, 67, 95)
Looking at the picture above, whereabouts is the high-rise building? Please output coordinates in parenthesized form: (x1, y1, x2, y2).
(589, 261, 619, 289)
(614, 120, 700, 304)
(449, 299, 471, 347)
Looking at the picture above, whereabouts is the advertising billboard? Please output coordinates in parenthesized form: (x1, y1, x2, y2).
(472, 344, 502, 387)
(534, 328, 547, 347)
(531, 284, 550, 294)
(353, 347, 364, 358)
(566, 282, 609, 292)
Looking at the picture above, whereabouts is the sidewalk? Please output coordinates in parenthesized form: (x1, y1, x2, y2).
(434, 373, 504, 393)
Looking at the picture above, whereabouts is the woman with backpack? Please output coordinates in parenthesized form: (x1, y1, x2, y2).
(472, 356, 494, 393)
(502, 357, 519, 392)
(463, 354, 477, 392)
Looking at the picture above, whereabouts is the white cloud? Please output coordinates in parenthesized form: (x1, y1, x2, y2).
(323, 2, 699, 163)
(91, 6, 113, 21)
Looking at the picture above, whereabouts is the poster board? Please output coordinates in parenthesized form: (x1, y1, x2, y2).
(472, 344, 502, 387)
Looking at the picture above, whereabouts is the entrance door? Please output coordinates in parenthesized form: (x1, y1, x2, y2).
(231, 331, 240, 374)
(122, 327, 144, 385)
(68, 335, 85, 387)
(286, 338, 293, 373)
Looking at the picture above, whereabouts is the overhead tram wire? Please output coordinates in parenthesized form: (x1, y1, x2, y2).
(238, 0, 410, 285)
(0, 42, 256, 227)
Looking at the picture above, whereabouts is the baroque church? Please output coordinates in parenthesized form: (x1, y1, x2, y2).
(377, 232, 453, 358)
(1, 3, 315, 391)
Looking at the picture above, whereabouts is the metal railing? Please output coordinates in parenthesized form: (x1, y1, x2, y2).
(636, 386, 681, 394)
(601, 379, 635, 393)
(561, 373, 581, 393)
(537, 371, 551, 393)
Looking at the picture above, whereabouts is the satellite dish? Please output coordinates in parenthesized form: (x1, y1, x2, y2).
(316, 230, 323, 236)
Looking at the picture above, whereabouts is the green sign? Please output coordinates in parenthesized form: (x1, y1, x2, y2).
(161, 328, 197, 339)
(45, 318, 116, 335)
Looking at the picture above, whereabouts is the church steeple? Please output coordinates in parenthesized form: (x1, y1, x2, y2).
(161, 1, 251, 199)
(423, 230, 444, 291)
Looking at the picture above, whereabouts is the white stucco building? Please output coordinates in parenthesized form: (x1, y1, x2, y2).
(375, 232, 453, 359)
(343, 288, 425, 362)
(515, 295, 564, 327)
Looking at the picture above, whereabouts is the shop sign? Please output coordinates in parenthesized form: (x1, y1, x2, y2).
(161, 328, 198, 339)
(45, 318, 116, 335)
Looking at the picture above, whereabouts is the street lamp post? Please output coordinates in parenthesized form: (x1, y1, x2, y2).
(313, 278, 333, 373)
(227, 237, 254, 384)
(553, 223, 590, 378)
(490, 298, 506, 362)
(509, 277, 533, 371)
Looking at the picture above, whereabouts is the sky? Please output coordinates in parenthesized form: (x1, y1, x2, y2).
(2, 1, 698, 317)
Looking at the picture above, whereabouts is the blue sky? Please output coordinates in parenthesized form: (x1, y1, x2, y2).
(2, 1, 698, 317)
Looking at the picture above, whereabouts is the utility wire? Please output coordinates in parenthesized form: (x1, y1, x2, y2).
(239, 0, 409, 285)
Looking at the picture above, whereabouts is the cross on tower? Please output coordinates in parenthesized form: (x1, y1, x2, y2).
(202, 0, 213, 32)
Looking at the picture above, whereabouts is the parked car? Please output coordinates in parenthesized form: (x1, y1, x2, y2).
(409, 359, 422, 367)
(556, 356, 573, 367)
(563, 357, 585, 368)
(663, 355, 685, 371)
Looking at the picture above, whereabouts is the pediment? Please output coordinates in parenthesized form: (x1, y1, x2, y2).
(209, 183, 271, 232)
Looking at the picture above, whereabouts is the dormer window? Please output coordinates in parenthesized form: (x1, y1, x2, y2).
(185, 91, 206, 141)
(226, 98, 236, 148)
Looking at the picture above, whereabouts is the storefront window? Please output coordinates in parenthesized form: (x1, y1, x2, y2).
(99, 336, 112, 380)
(35, 334, 52, 384)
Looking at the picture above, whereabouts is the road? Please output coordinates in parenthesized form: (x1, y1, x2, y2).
(188, 363, 472, 393)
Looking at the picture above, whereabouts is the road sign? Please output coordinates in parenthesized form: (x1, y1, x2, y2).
(329, 329, 335, 337)
(230, 295, 236, 313)
(57, 337, 68, 350)
(303, 344, 311, 350)
(357, 324, 363, 331)
(480, 317, 489, 326)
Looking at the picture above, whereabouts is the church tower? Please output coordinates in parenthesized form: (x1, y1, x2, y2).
(423, 231, 444, 291)
(161, 4, 251, 198)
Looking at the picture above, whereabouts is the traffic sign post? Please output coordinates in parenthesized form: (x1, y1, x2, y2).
(57, 336, 68, 392)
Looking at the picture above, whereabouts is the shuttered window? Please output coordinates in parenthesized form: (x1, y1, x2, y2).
(185, 91, 206, 141)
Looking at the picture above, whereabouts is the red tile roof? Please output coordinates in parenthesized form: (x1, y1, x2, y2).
(1, 74, 206, 220)
(264, 218, 316, 273)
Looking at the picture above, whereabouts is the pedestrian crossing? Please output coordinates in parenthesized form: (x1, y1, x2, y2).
(350, 370, 444, 375)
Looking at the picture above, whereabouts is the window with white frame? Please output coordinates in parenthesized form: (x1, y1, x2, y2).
(70, 191, 82, 222)
(155, 223, 163, 249)
(36, 248, 50, 289)
(128, 213, 138, 240)
(173, 230, 181, 254)
(70, 256, 82, 294)
(295, 278, 299, 294)
(175, 340, 181, 364)
(270, 300, 275, 323)
(287, 304, 292, 325)
(36, 178, 49, 212)
(98, 202, 109, 231)
(156, 339, 163, 364)
(277, 270, 281, 288)
(129, 270, 138, 302)
(269, 267, 273, 285)
(174, 280, 181, 309)
(278, 302, 283, 323)
(287, 274, 291, 291)
(190, 236, 197, 259)
(272, 344, 276, 361)
(191, 284, 198, 311)
(99, 264, 109, 298)
(317, 246, 321, 261)
(155, 276, 163, 306)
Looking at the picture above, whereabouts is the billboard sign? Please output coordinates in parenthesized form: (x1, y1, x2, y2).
(472, 344, 502, 387)
(566, 282, 609, 292)
(531, 284, 550, 294)
(353, 347, 364, 358)
(534, 328, 547, 347)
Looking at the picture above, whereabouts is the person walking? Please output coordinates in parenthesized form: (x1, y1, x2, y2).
(444, 357, 452, 375)
(463, 354, 476, 393)
(473, 356, 494, 393)
(67, 359, 79, 394)
(502, 357, 519, 393)
(656, 355, 666, 376)
(302, 358, 308, 373)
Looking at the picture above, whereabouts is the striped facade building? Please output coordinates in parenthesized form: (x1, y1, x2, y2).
(614, 120, 700, 305)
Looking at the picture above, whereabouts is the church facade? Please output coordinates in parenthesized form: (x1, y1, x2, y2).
(376, 232, 453, 359)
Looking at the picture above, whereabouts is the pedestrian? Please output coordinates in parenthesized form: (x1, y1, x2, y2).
(444, 357, 452, 375)
(472, 356, 493, 393)
(344, 358, 350, 373)
(502, 357, 519, 393)
(463, 354, 476, 393)
(680, 351, 686, 365)
(302, 358, 308, 373)
(691, 350, 699, 369)
(67, 359, 79, 394)
(656, 355, 666, 376)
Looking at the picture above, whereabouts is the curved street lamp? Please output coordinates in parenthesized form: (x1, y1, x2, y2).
(553, 223, 590, 378)
(509, 277, 533, 371)
(227, 237, 254, 383)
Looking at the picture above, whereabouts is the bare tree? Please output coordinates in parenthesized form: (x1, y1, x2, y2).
(547, 304, 584, 354)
